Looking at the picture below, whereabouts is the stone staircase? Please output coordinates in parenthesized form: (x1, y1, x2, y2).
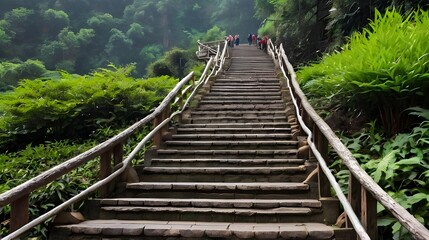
(50, 46, 351, 239)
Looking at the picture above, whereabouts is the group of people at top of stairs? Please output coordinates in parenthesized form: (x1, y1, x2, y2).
(226, 33, 269, 51)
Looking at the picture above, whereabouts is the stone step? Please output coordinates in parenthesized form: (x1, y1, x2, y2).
(139, 167, 309, 182)
(204, 91, 280, 96)
(198, 100, 284, 104)
(171, 133, 293, 141)
(121, 182, 317, 199)
(210, 87, 281, 92)
(52, 220, 342, 239)
(156, 149, 298, 159)
(214, 79, 280, 85)
(202, 95, 282, 100)
(164, 140, 298, 150)
(98, 206, 323, 223)
(194, 104, 285, 111)
(97, 198, 322, 208)
(190, 110, 286, 115)
(190, 116, 288, 124)
(177, 122, 292, 129)
(211, 83, 280, 88)
(175, 127, 292, 134)
(148, 158, 305, 167)
(208, 89, 280, 94)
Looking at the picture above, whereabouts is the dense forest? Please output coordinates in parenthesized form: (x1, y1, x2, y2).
(1, 0, 429, 239)
(0, 0, 259, 89)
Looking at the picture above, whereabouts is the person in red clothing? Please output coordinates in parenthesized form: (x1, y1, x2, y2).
(259, 37, 266, 50)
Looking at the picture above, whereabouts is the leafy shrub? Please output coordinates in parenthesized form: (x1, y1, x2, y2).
(0, 60, 48, 91)
(333, 108, 429, 239)
(147, 48, 198, 79)
(298, 9, 429, 135)
(0, 139, 98, 238)
(0, 64, 177, 151)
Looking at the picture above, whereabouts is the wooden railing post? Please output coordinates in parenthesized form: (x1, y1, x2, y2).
(152, 114, 163, 149)
(99, 150, 112, 197)
(161, 103, 170, 136)
(347, 174, 361, 238)
(314, 127, 331, 198)
(113, 143, 123, 166)
(10, 194, 29, 232)
(361, 188, 377, 240)
(177, 94, 184, 124)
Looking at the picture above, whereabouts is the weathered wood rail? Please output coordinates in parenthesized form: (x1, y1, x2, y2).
(196, 40, 227, 60)
(267, 40, 429, 240)
(0, 40, 228, 240)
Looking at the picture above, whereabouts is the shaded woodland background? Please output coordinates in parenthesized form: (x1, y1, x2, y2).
(0, 0, 259, 83)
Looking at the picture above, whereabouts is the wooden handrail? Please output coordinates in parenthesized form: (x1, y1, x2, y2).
(273, 42, 429, 240)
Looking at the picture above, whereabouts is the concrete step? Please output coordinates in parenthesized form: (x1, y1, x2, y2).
(156, 149, 298, 159)
(148, 158, 305, 167)
(51, 220, 344, 239)
(171, 133, 293, 141)
(139, 166, 310, 182)
(190, 110, 287, 116)
(164, 140, 298, 150)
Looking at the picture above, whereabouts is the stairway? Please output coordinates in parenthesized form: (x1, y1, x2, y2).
(50, 46, 350, 239)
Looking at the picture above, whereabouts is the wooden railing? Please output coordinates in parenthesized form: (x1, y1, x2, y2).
(0, 40, 228, 240)
(268, 40, 429, 240)
(196, 39, 227, 59)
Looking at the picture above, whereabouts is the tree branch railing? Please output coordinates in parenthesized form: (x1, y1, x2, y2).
(0, 40, 227, 240)
(267, 39, 429, 240)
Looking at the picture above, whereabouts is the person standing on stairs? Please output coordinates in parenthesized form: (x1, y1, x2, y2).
(235, 34, 240, 46)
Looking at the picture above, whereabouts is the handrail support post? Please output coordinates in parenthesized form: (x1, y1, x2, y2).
(10, 194, 29, 232)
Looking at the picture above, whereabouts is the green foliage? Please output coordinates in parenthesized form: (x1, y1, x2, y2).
(147, 48, 197, 79)
(0, 27, 11, 46)
(298, 9, 429, 135)
(0, 64, 178, 151)
(40, 27, 95, 72)
(200, 26, 226, 42)
(87, 13, 120, 32)
(333, 108, 429, 239)
(105, 29, 133, 64)
(0, 139, 99, 237)
(42, 9, 70, 36)
(126, 22, 145, 43)
(3, 7, 34, 34)
(258, 20, 276, 38)
(0, 60, 48, 91)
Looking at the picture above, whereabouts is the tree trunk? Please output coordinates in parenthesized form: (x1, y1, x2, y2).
(162, 13, 169, 50)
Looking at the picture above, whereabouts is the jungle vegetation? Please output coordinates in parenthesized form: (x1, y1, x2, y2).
(1, 0, 429, 239)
